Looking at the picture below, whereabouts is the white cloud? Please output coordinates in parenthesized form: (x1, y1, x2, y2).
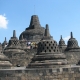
(63, 36, 70, 41)
(0, 14, 8, 29)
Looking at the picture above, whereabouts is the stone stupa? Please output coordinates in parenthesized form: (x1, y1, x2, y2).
(2, 37, 8, 50)
(4, 30, 25, 51)
(58, 35, 67, 52)
(65, 32, 80, 52)
(19, 34, 27, 50)
(19, 15, 45, 42)
(0, 43, 12, 68)
(28, 24, 68, 68)
(4, 30, 26, 66)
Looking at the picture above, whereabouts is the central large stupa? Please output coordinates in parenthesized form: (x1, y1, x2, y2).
(19, 15, 45, 42)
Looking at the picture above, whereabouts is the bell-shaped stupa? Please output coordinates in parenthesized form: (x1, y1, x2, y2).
(0, 44, 12, 68)
(28, 24, 68, 68)
(66, 32, 80, 52)
(19, 15, 45, 42)
(2, 37, 8, 50)
(19, 34, 27, 50)
(58, 35, 67, 52)
(4, 30, 26, 66)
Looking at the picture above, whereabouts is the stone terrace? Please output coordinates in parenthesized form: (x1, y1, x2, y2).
(0, 66, 80, 80)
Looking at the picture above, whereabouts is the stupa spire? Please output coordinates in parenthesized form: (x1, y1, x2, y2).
(13, 30, 16, 37)
(29, 15, 41, 28)
(61, 35, 62, 39)
(44, 24, 50, 37)
(5, 37, 6, 41)
(71, 32, 73, 38)
(59, 35, 66, 50)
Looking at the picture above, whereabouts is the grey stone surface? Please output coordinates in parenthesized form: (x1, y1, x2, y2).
(3, 30, 26, 66)
(65, 32, 80, 52)
(19, 15, 45, 42)
(5, 30, 22, 49)
(0, 15, 80, 79)
(2, 37, 8, 50)
(0, 67, 80, 80)
(28, 24, 67, 68)
(4, 48, 37, 67)
(58, 35, 67, 52)
(44, 24, 51, 37)
(65, 51, 80, 64)
(0, 44, 12, 68)
(19, 34, 28, 50)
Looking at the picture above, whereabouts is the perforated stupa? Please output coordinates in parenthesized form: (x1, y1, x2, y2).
(28, 24, 68, 68)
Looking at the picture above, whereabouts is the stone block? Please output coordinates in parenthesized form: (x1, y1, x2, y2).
(75, 77, 80, 80)
(63, 78, 69, 80)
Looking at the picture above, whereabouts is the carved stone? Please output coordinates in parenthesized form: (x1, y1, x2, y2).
(0, 44, 12, 68)
(19, 34, 27, 50)
(19, 15, 45, 42)
(4, 30, 26, 66)
(58, 35, 67, 52)
(28, 24, 68, 68)
(65, 32, 80, 52)
(2, 37, 8, 50)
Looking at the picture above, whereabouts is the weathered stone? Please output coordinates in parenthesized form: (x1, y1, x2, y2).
(28, 24, 68, 68)
(2, 37, 8, 50)
(19, 34, 28, 50)
(4, 30, 26, 66)
(58, 35, 67, 52)
(0, 44, 12, 68)
(65, 32, 80, 52)
(19, 15, 45, 42)
(0, 15, 80, 80)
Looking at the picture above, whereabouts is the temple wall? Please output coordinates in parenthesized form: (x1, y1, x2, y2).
(65, 52, 80, 64)
(0, 67, 80, 80)
(3, 49, 37, 67)
(3, 49, 80, 66)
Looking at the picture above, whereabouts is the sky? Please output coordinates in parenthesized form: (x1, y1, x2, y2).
(0, 0, 80, 45)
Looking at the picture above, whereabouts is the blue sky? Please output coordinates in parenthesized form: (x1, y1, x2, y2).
(0, 0, 80, 45)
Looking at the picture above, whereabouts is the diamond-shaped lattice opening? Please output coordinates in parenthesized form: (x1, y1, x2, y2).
(51, 47, 53, 49)
(45, 50, 46, 53)
(51, 41, 52, 43)
(43, 42, 44, 44)
(39, 42, 41, 45)
(49, 44, 51, 46)
(13, 40, 19, 45)
(41, 50, 42, 52)
(49, 50, 51, 52)
(13, 41, 17, 45)
(47, 41, 48, 43)
(47, 47, 48, 49)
